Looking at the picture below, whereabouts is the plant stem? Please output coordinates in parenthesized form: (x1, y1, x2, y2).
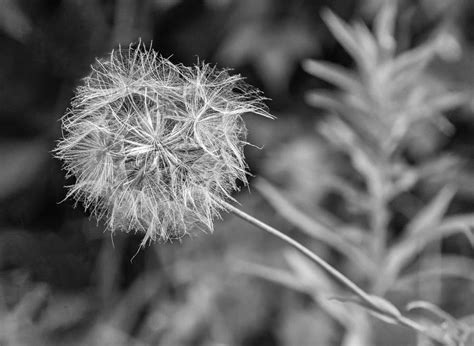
(255, 178, 376, 272)
(371, 191, 390, 267)
(225, 201, 379, 311)
(225, 201, 453, 346)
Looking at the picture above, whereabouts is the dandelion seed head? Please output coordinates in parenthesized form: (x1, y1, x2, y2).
(55, 41, 270, 245)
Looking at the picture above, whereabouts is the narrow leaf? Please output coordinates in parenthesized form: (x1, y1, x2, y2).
(302, 59, 362, 93)
(305, 90, 346, 111)
(284, 249, 334, 292)
(395, 255, 474, 290)
(376, 213, 474, 294)
(282, 250, 360, 327)
(405, 186, 456, 237)
(321, 9, 366, 68)
(379, 41, 436, 86)
(398, 92, 468, 122)
(255, 178, 375, 271)
(352, 21, 378, 67)
(305, 90, 376, 123)
(406, 301, 458, 326)
(329, 294, 402, 325)
(233, 260, 304, 292)
(413, 213, 474, 248)
(374, 1, 397, 55)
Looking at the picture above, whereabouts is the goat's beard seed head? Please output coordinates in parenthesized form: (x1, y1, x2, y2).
(54, 42, 270, 245)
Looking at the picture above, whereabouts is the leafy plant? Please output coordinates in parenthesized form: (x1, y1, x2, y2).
(51, 24, 466, 346)
(252, 3, 474, 345)
(45, 2, 474, 345)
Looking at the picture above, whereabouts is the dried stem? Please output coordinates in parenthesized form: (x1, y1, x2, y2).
(225, 201, 373, 303)
(226, 201, 454, 346)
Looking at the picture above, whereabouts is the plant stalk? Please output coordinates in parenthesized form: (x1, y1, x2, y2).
(226, 201, 453, 346)
(371, 191, 390, 268)
(225, 201, 374, 305)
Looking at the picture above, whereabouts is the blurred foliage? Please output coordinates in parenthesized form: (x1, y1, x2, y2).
(257, 2, 474, 345)
(1, 0, 474, 345)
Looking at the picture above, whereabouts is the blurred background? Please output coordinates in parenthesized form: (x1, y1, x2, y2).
(1, 0, 474, 345)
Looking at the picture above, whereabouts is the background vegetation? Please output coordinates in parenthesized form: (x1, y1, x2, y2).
(1, 0, 474, 345)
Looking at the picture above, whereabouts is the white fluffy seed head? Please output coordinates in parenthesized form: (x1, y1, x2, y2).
(55, 41, 270, 245)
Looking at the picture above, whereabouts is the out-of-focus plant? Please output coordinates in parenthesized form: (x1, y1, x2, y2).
(251, 2, 474, 345)
(216, 0, 319, 96)
(53, 36, 464, 345)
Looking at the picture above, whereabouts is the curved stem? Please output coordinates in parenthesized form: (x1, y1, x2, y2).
(225, 201, 376, 309)
(255, 178, 376, 272)
(225, 201, 452, 346)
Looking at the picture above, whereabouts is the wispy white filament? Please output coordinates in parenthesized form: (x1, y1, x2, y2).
(55, 41, 270, 245)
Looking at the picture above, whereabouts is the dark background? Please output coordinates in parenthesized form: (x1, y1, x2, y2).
(1, 0, 474, 345)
